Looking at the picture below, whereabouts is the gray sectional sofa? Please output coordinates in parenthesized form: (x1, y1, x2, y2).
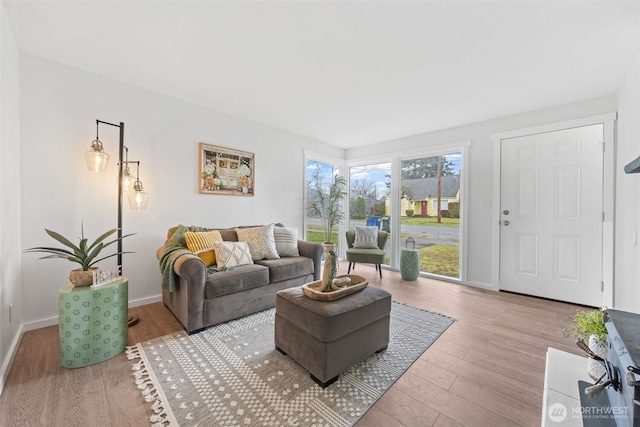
(158, 224, 323, 334)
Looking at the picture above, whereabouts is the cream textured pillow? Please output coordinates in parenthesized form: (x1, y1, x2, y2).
(183, 230, 223, 267)
(235, 224, 280, 261)
(353, 226, 379, 249)
(273, 226, 299, 257)
(212, 242, 254, 268)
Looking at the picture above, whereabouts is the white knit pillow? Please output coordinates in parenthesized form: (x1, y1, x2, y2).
(235, 223, 280, 261)
(212, 242, 254, 268)
(353, 226, 379, 249)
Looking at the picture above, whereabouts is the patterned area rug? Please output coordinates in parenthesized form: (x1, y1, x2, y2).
(127, 301, 454, 426)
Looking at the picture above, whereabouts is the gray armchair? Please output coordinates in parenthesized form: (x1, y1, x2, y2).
(345, 230, 389, 278)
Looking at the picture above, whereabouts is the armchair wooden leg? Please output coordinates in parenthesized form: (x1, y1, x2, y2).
(348, 262, 353, 273)
(377, 264, 382, 278)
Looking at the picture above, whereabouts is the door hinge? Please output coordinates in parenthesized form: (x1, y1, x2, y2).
(600, 140, 605, 153)
(602, 281, 605, 291)
(602, 211, 605, 222)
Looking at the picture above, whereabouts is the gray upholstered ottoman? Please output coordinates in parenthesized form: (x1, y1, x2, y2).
(275, 285, 392, 388)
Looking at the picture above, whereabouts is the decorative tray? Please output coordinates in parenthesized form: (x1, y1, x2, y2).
(301, 274, 369, 301)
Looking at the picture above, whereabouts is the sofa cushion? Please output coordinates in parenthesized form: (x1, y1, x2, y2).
(255, 256, 314, 283)
(205, 264, 270, 298)
(213, 241, 254, 268)
(273, 226, 300, 257)
(235, 224, 280, 261)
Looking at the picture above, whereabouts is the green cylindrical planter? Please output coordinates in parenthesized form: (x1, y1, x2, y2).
(400, 249, 420, 281)
(58, 277, 128, 368)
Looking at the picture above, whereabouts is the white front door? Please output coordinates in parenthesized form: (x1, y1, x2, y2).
(499, 124, 604, 306)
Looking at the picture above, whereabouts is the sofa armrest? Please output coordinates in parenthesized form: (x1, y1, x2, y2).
(174, 253, 205, 278)
(156, 246, 204, 277)
(297, 240, 323, 281)
(164, 253, 207, 333)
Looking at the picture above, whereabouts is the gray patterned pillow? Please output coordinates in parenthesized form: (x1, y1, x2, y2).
(353, 226, 379, 249)
(235, 223, 280, 261)
(273, 226, 299, 257)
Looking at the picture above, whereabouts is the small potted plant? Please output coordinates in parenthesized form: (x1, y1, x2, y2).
(566, 308, 608, 380)
(24, 224, 134, 287)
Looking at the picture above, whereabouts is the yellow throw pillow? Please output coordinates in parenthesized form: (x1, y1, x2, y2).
(194, 249, 216, 267)
(184, 230, 223, 267)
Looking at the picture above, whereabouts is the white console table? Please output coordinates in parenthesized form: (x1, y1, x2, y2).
(542, 347, 592, 426)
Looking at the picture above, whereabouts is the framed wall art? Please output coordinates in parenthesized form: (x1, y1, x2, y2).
(199, 143, 255, 196)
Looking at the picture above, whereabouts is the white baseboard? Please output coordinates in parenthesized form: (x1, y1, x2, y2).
(0, 323, 24, 396)
(23, 316, 58, 331)
(129, 294, 162, 308)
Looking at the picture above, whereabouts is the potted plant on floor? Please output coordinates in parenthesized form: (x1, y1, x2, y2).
(308, 174, 347, 291)
(566, 308, 608, 380)
(24, 224, 134, 287)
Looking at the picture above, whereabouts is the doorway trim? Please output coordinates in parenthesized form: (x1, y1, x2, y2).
(490, 112, 616, 306)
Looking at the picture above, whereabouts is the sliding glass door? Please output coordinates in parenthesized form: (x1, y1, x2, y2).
(399, 153, 462, 279)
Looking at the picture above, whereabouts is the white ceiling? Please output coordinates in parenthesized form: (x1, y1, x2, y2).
(4, 1, 640, 148)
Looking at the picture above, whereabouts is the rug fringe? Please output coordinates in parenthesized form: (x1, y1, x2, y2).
(126, 345, 141, 360)
(127, 344, 178, 426)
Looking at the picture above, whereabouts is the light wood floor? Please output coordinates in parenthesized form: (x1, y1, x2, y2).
(0, 264, 587, 426)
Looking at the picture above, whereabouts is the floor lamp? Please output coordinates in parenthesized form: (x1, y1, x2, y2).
(84, 119, 149, 326)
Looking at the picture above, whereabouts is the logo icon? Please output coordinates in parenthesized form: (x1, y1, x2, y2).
(548, 403, 567, 423)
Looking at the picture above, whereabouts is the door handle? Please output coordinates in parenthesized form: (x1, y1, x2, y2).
(501, 220, 510, 226)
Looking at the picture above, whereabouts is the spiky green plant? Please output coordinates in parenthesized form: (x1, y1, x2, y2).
(24, 224, 135, 271)
(309, 175, 347, 244)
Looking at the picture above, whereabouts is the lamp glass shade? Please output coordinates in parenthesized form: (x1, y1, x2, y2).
(122, 170, 134, 193)
(128, 189, 148, 210)
(85, 150, 109, 172)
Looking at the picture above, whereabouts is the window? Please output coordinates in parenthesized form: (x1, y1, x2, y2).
(348, 162, 391, 263)
(304, 156, 343, 245)
(432, 199, 449, 210)
(400, 153, 462, 279)
(307, 142, 468, 280)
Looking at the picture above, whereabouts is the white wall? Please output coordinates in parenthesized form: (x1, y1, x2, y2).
(345, 95, 618, 289)
(0, 2, 22, 390)
(13, 46, 640, 331)
(614, 49, 640, 312)
(19, 55, 342, 329)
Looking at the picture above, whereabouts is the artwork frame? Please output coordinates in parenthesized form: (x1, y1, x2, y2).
(199, 143, 255, 196)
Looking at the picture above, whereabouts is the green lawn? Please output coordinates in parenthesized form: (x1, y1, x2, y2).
(418, 244, 460, 277)
(401, 217, 460, 227)
(305, 226, 338, 245)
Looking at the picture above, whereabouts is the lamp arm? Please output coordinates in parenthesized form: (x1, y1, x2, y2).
(117, 122, 124, 271)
